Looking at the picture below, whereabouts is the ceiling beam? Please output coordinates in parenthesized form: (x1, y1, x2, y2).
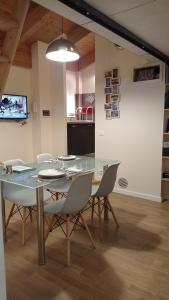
(20, 7, 52, 44)
(59, 0, 169, 65)
(0, 0, 30, 94)
(0, 10, 18, 31)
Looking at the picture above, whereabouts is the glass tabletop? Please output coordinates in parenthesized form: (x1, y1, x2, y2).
(0, 156, 119, 189)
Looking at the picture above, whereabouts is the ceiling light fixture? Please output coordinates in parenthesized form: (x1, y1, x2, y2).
(46, 17, 80, 63)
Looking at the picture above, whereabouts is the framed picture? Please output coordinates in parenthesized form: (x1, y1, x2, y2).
(111, 101, 120, 111)
(105, 77, 112, 87)
(133, 65, 160, 82)
(112, 85, 119, 95)
(104, 87, 112, 94)
(104, 102, 111, 110)
(105, 110, 112, 120)
(106, 94, 111, 103)
(104, 71, 112, 77)
(111, 95, 120, 102)
(112, 68, 119, 78)
(111, 110, 120, 118)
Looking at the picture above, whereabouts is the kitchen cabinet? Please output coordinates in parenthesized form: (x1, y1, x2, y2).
(67, 123, 95, 155)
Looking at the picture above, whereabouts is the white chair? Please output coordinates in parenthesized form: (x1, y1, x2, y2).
(46, 178, 71, 200)
(91, 163, 120, 238)
(3, 159, 51, 245)
(44, 172, 95, 266)
(37, 153, 53, 163)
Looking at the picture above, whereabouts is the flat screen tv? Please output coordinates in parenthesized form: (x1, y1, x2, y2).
(0, 94, 28, 120)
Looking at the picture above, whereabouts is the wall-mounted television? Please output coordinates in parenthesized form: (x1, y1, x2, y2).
(0, 94, 28, 120)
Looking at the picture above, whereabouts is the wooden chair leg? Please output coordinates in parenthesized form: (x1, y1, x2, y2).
(72, 215, 80, 232)
(6, 203, 15, 228)
(45, 215, 56, 242)
(91, 197, 95, 220)
(80, 213, 96, 249)
(106, 197, 119, 228)
(29, 207, 33, 223)
(22, 207, 26, 245)
(66, 215, 70, 267)
(97, 197, 103, 240)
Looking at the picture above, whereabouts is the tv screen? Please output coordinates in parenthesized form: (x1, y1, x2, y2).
(0, 94, 28, 119)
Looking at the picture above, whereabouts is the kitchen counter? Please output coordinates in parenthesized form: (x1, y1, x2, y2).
(67, 120, 95, 124)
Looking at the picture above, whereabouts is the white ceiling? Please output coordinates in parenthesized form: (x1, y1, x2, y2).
(33, 0, 169, 60)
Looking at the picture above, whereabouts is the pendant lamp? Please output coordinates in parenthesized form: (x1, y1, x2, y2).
(46, 17, 80, 63)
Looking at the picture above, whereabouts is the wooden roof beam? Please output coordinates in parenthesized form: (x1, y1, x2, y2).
(0, 10, 18, 31)
(0, 0, 30, 94)
(0, 55, 9, 63)
(20, 10, 53, 44)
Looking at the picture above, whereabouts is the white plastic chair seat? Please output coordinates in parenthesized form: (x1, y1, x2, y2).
(44, 198, 66, 214)
(46, 178, 71, 194)
(4, 184, 51, 207)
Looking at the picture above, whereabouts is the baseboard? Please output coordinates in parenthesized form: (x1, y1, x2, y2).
(114, 187, 161, 203)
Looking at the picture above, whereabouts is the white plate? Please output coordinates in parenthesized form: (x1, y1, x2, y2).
(66, 167, 83, 173)
(38, 169, 65, 179)
(58, 155, 76, 161)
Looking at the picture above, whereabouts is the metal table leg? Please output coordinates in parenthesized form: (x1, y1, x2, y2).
(36, 187, 45, 265)
(0, 181, 7, 300)
(103, 165, 109, 221)
(0, 182, 6, 242)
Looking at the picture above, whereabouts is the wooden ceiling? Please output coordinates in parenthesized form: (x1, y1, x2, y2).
(0, 0, 95, 71)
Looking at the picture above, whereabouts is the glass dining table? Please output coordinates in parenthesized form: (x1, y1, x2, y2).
(0, 156, 119, 265)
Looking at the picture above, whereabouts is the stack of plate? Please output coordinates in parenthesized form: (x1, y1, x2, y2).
(58, 155, 76, 161)
(38, 169, 65, 179)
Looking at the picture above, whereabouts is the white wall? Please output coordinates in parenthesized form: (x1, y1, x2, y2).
(31, 41, 67, 157)
(80, 63, 95, 93)
(32, 42, 53, 157)
(0, 66, 33, 162)
(66, 70, 77, 115)
(95, 35, 165, 202)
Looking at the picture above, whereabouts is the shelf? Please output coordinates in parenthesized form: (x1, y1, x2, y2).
(164, 109, 169, 111)
(163, 132, 169, 135)
(162, 156, 169, 159)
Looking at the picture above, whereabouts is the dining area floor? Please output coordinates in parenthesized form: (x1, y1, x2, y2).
(5, 192, 169, 300)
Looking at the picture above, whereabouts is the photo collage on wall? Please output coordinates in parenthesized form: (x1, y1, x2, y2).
(104, 68, 120, 119)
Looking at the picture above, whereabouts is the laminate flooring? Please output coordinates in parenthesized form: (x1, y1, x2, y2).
(5, 193, 169, 300)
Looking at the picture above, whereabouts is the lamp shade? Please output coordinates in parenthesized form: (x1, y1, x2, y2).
(46, 37, 80, 62)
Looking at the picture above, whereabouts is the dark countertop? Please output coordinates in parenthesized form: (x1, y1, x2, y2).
(67, 121, 95, 124)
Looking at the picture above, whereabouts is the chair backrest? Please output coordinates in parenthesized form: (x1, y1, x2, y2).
(61, 172, 93, 214)
(37, 153, 53, 163)
(95, 163, 120, 197)
(3, 159, 25, 168)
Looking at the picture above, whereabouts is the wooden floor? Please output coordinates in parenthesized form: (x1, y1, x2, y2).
(5, 193, 169, 300)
